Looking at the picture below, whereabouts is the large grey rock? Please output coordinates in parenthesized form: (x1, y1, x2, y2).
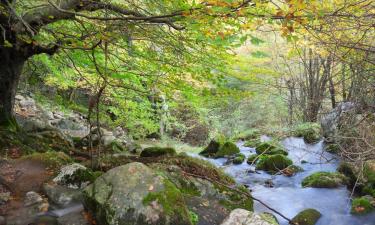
(220, 209, 275, 225)
(24, 191, 43, 206)
(83, 162, 192, 225)
(53, 163, 91, 189)
(43, 184, 83, 207)
(321, 102, 356, 142)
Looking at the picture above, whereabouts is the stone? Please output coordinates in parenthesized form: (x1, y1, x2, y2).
(43, 184, 83, 207)
(53, 163, 93, 189)
(83, 162, 192, 225)
(291, 209, 321, 225)
(140, 147, 177, 157)
(24, 191, 43, 206)
(199, 140, 221, 157)
(220, 208, 274, 225)
(321, 102, 356, 142)
(302, 172, 347, 188)
(256, 154, 293, 174)
(255, 142, 288, 156)
(215, 142, 240, 158)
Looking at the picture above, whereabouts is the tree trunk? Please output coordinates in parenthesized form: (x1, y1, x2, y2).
(0, 48, 26, 126)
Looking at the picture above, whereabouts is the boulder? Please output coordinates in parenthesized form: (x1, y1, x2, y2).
(83, 162, 192, 225)
(291, 209, 321, 225)
(53, 163, 97, 189)
(321, 102, 356, 142)
(43, 184, 83, 207)
(291, 123, 321, 144)
(301, 172, 347, 188)
(256, 154, 293, 174)
(220, 209, 275, 225)
(199, 140, 221, 157)
(215, 142, 240, 158)
(255, 142, 288, 156)
(140, 147, 177, 157)
(24, 191, 43, 206)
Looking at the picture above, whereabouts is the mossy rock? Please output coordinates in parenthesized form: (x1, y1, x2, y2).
(291, 208, 321, 225)
(244, 138, 262, 148)
(325, 144, 340, 154)
(215, 142, 240, 158)
(255, 142, 288, 156)
(259, 212, 279, 225)
(232, 153, 245, 165)
(282, 165, 304, 176)
(199, 140, 221, 157)
(247, 154, 259, 165)
(302, 172, 347, 188)
(83, 162, 193, 225)
(364, 160, 375, 185)
(256, 154, 293, 174)
(140, 146, 177, 157)
(292, 123, 321, 144)
(337, 162, 357, 187)
(351, 197, 375, 215)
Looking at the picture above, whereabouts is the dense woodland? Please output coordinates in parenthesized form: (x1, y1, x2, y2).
(0, 1, 374, 225)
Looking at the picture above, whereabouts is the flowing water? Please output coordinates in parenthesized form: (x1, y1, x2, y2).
(194, 137, 375, 225)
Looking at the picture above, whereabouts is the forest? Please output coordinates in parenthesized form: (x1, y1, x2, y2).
(0, 0, 374, 225)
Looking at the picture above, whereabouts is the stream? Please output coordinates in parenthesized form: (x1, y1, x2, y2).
(195, 137, 375, 225)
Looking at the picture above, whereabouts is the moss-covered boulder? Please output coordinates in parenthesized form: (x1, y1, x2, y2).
(232, 153, 245, 165)
(292, 123, 321, 144)
(255, 142, 288, 156)
(215, 142, 240, 158)
(221, 209, 276, 225)
(351, 197, 375, 215)
(83, 162, 193, 225)
(256, 154, 293, 174)
(247, 154, 259, 165)
(291, 208, 321, 225)
(235, 129, 260, 141)
(199, 140, 221, 157)
(302, 172, 347, 188)
(325, 144, 340, 154)
(140, 146, 177, 157)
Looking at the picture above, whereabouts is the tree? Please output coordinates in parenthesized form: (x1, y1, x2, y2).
(0, 0, 258, 123)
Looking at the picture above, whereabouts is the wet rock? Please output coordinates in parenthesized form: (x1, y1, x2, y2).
(83, 162, 192, 225)
(220, 208, 274, 225)
(291, 123, 321, 144)
(256, 154, 293, 174)
(291, 208, 321, 225)
(264, 179, 274, 188)
(302, 172, 347, 188)
(24, 191, 43, 206)
(43, 184, 83, 207)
